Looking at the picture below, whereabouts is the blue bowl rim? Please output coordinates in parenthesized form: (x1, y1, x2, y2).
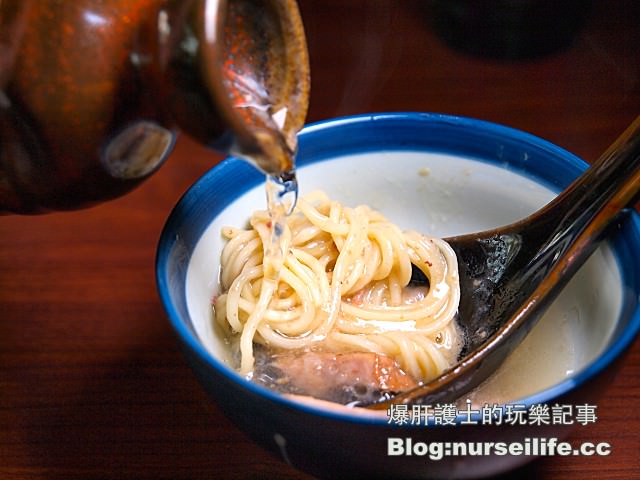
(157, 112, 640, 426)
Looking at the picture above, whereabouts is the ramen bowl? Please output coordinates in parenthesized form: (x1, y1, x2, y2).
(156, 113, 640, 479)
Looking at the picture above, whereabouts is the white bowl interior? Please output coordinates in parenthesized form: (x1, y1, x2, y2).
(186, 150, 622, 406)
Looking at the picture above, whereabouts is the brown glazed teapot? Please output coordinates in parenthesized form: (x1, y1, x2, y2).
(0, 0, 309, 213)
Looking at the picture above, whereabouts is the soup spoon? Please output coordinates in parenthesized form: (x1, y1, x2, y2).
(369, 116, 640, 409)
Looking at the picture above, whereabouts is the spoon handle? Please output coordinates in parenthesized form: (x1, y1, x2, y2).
(535, 116, 640, 242)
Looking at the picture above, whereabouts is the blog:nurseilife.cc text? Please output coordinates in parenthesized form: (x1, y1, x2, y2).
(387, 437, 611, 461)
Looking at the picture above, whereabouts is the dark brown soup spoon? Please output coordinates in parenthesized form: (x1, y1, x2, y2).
(370, 116, 640, 409)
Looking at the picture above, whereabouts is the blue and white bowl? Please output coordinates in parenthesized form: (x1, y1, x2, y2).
(156, 113, 640, 479)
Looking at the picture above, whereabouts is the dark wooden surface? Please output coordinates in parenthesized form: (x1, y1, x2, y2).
(1, 1, 639, 478)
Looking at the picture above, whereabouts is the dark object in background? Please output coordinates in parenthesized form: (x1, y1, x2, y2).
(430, 0, 594, 61)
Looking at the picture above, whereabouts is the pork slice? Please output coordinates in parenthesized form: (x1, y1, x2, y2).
(254, 350, 417, 405)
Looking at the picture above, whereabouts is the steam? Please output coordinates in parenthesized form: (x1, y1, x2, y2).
(335, 0, 403, 115)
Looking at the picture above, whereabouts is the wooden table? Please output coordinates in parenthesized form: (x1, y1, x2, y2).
(1, 1, 638, 478)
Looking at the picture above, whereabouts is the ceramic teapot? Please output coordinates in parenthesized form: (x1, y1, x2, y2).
(0, 0, 309, 213)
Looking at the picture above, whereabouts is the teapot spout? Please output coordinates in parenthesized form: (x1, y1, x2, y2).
(164, 0, 310, 176)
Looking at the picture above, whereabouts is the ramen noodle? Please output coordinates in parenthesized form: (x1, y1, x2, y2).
(213, 191, 461, 396)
